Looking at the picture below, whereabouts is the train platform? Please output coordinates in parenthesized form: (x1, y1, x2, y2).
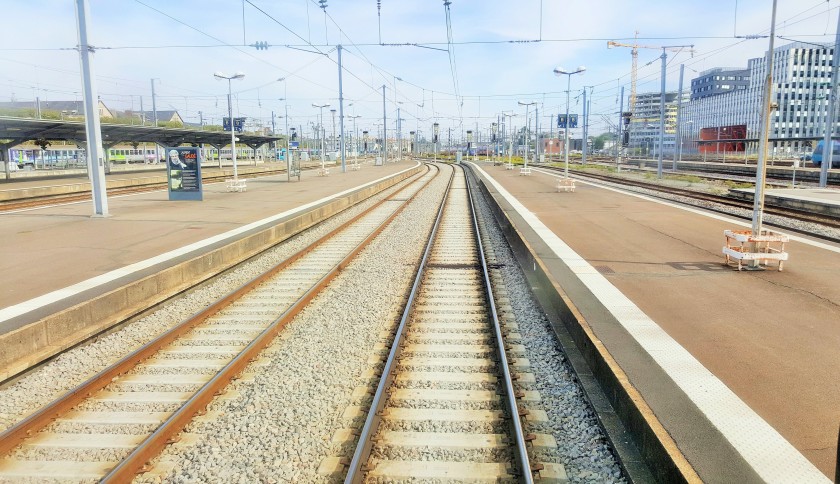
(0, 159, 421, 379)
(469, 162, 838, 482)
(0, 160, 314, 199)
(729, 186, 840, 217)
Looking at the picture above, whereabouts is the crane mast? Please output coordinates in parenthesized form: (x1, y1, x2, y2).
(607, 32, 693, 115)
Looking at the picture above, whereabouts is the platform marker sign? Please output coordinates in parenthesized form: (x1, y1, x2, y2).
(166, 147, 203, 201)
(557, 114, 578, 129)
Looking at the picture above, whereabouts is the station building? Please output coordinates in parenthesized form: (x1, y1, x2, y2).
(680, 41, 839, 158)
(627, 91, 688, 156)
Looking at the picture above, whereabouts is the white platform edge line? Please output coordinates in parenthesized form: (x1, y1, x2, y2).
(0, 162, 421, 323)
(472, 163, 829, 483)
(531, 166, 840, 254)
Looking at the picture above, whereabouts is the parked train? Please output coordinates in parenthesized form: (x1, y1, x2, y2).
(811, 140, 840, 168)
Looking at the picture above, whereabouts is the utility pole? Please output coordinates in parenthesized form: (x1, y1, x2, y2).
(535, 106, 540, 163)
(658, 48, 667, 179)
(397, 107, 401, 161)
(582, 88, 588, 164)
(271, 110, 277, 161)
(616, 86, 624, 170)
(750, 0, 779, 266)
(338, 44, 346, 173)
(74, 0, 108, 216)
(674, 64, 685, 170)
(820, 6, 840, 187)
(150, 79, 158, 127)
(382, 85, 387, 165)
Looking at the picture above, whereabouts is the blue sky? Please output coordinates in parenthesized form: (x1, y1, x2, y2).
(1, 0, 838, 139)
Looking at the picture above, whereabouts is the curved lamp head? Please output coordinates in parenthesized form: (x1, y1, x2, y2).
(214, 71, 246, 80)
(554, 66, 586, 76)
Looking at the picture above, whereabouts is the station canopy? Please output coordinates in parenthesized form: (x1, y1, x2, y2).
(0, 117, 281, 150)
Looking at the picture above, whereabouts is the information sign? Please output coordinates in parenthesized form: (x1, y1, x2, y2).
(166, 147, 203, 201)
(557, 114, 579, 129)
(222, 117, 246, 133)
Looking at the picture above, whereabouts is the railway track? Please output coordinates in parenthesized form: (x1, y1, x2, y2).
(0, 164, 308, 212)
(0, 164, 437, 481)
(537, 165, 840, 238)
(341, 165, 563, 482)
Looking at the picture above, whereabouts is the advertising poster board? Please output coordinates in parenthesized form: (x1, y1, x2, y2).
(166, 147, 203, 201)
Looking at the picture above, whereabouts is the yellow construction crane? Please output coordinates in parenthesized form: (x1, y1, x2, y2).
(607, 32, 693, 113)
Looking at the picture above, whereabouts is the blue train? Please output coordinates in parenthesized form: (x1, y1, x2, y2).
(811, 140, 840, 168)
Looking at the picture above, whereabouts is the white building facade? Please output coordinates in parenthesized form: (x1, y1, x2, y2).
(628, 91, 689, 156)
(680, 41, 839, 158)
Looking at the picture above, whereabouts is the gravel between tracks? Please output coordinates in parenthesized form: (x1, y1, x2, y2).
(0, 171, 423, 433)
(132, 166, 451, 483)
(570, 166, 840, 240)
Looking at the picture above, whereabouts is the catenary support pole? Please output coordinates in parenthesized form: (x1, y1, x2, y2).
(617, 86, 624, 170)
(674, 63, 684, 170)
(338, 45, 346, 173)
(75, 0, 108, 216)
(382, 85, 387, 165)
(658, 48, 667, 179)
(582, 88, 588, 165)
(750, 0, 779, 266)
(820, 6, 840, 187)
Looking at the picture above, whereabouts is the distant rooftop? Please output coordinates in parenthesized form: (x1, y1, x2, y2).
(698, 67, 749, 76)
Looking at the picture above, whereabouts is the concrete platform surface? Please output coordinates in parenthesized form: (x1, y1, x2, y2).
(472, 163, 838, 482)
(0, 160, 415, 314)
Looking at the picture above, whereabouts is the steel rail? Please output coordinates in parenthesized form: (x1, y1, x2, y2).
(0, 163, 329, 212)
(0, 165, 433, 466)
(465, 166, 534, 482)
(343, 165, 455, 484)
(102, 164, 438, 481)
(539, 166, 840, 240)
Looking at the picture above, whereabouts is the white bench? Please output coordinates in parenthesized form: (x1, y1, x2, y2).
(519, 167, 531, 175)
(351, 163, 360, 171)
(556, 177, 576, 192)
(505, 163, 514, 170)
(318, 167, 330, 176)
(227, 178, 247, 192)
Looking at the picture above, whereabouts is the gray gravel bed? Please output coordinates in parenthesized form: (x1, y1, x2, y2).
(380, 419, 507, 435)
(388, 399, 500, 411)
(0, 173, 422, 433)
(134, 166, 447, 483)
(109, 383, 205, 393)
(471, 171, 626, 483)
(8, 446, 130, 464)
(74, 401, 183, 413)
(370, 445, 513, 463)
(577, 169, 840, 240)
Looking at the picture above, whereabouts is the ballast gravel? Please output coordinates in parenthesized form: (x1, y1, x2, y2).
(135, 166, 451, 483)
(0, 171, 424, 433)
(469, 171, 626, 483)
(575, 166, 840, 240)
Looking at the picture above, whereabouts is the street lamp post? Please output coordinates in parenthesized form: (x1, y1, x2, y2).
(214, 71, 245, 183)
(502, 112, 516, 167)
(554, 66, 586, 179)
(518, 101, 536, 170)
(312, 103, 330, 174)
